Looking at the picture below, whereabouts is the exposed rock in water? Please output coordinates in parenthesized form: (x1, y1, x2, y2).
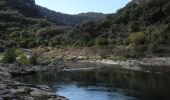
(0, 65, 67, 100)
(2, 62, 68, 76)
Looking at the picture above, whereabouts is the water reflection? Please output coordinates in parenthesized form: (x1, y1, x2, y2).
(14, 62, 170, 100)
(56, 83, 135, 100)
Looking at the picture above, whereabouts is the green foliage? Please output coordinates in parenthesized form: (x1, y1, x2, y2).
(95, 37, 108, 46)
(2, 48, 16, 63)
(36, 27, 67, 38)
(129, 32, 145, 45)
(149, 32, 161, 43)
(16, 53, 30, 66)
(132, 45, 147, 58)
(29, 54, 38, 65)
(0, 0, 170, 58)
(16, 49, 38, 66)
(48, 41, 56, 47)
(129, 21, 140, 32)
(2, 48, 38, 66)
(100, 54, 109, 59)
(0, 55, 3, 63)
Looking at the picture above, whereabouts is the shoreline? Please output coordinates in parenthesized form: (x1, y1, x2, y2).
(77, 57, 170, 71)
(1, 56, 170, 99)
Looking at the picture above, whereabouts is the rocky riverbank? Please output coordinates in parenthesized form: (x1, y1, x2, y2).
(5, 63, 67, 76)
(1, 56, 170, 99)
(0, 64, 68, 100)
(79, 57, 170, 71)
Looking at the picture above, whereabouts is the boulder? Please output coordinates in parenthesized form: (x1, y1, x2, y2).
(30, 89, 56, 98)
(10, 88, 27, 94)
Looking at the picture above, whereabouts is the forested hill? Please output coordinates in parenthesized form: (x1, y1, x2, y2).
(0, 0, 40, 17)
(0, 0, 106, 26)
(37, 6, 106, 26)
(0, 0, 105, 49)
(0, 0, 170, 57)
(61, 0, 170, 57)
(78, 12, 107, 20)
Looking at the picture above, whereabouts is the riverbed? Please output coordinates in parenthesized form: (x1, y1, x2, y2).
(14, 61, 170, 100)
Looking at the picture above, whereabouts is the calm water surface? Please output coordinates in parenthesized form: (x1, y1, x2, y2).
(14, 62, 170, 100)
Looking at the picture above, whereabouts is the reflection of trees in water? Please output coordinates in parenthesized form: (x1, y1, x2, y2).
(15, 67, 170, 99)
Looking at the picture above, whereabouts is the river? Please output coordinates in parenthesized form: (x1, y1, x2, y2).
(14, 61, 170, 100)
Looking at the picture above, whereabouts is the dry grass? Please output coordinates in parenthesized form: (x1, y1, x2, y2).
(32, 46, 130, 61)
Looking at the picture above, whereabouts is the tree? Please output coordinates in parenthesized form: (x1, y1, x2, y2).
(95, 37, 108, 46)
(129, 32, 145, 45)
(3, 48, 16, 63)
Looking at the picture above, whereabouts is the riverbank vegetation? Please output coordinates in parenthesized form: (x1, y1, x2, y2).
(0, 48, 38, 66)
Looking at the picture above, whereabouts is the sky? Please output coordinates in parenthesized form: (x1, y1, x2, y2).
(35, 0, 132, 15)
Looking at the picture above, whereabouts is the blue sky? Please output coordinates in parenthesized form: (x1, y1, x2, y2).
(35, 0, 132, 14)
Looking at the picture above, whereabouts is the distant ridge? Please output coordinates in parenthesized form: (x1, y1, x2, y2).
(78, 12, 107, 20)
(37, 6, 106, 26)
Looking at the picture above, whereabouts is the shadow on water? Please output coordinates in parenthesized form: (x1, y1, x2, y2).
(14, 62, 170, 100)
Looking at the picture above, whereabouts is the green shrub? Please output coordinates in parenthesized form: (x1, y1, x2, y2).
(122, 53, 131, 58)
(100, 54, 108, 59)
(0, 55, 3, 63)
(2, 48, 16, 63)
(16, 54, 30, 66)
(149, 32, 161, 42)
(9, 31, 20, 38)
(2, 48, 38, 66)
(95, 37, 108, 46)
(73, 41, 83, 48)
(36, 26, 67, 38)
(48, 41, 56, 47)
(29, 53, 38, 65)
(131, 45, 147, 58)
(86, 40, 95, 47)
(129, 32, 145, 45)
(129, 21, 140, 32)
(15, 48, 23, 55)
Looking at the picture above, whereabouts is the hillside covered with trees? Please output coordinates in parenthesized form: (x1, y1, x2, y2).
(0, 0, 170, 57)
(0, 0, 105, 48)
(67, 0, 170, 57)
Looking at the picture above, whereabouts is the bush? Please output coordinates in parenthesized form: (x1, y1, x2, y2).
(16, 54, 30, 66)
(0, 55, 3, 63)
(150, 32, 161, 42)
(131, 45, 147, 58)
(95, 37, 108, 46)
(36, 26, 68, 38)
(2, 48, 16, 63)
(48, 41, 56, 47)
(129, 32, 145, 45)
(29, 53, 38, 65)
(2, 48, 38, 66)
(129, 21, 140, 32)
